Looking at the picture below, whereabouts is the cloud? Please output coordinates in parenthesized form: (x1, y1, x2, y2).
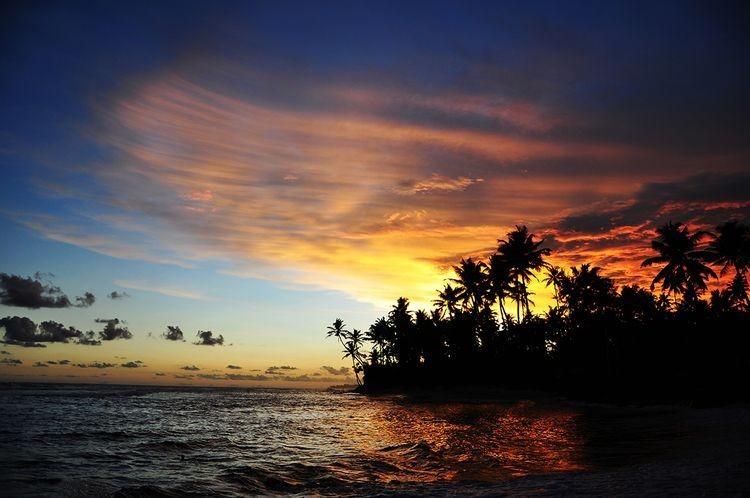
(225, 373, 270, 381)
(58, 359, 70, 365)
(74, 292, 96, 308)
(113, 280, 208, 301)
(0, 273, 70, 309)
(154, 372, 166, 376)
(194, 330, 224, 346)
(17, 47, 749, 309)
(547, 171, 750, 289)
(0, 272, 96, 310)
(0, 316, 91, 347)
(174, 374, 194, 379)
(197, 373, 224, 380)
(95, 318, 133, 341)
(32, 361, 48, 368)
(74, 362, 115, 369)
(0, 350, 10, 355)
(108, 291, 130, 300)
(226, 364, 242, 369)
(181, 364, 200, 371)
(38, 320, 86, 342)
(0, 316, 44, 347)
(321, 366, 350, 376)
(393, 174, 484, 195)
(265, 365, 297, 374)
(77, 331, 102, 346)
(35, 75, 648, 307)
(162, 326, 184, 341)
(557, 172, 750, 235)
(121, 360, 144, 368)
(0, 358, 22, 366)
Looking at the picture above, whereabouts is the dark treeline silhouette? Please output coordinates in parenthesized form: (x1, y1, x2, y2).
(327, 221, 750, 403)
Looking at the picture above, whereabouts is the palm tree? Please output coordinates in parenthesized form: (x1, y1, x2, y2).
(707, 220, 750, 276)
(451, 258, 488, 315)
(708, 220, 750, 307)
(366, 317, 392, 365)
(641, 222, 716, 301)
(488, 254, 513, 327)
(326, 318, 348, 349)
(559, 264, 615, 317)
(497, 226, 551, 320)
(543, 266, 565, 307)
(389, 297, 415, 367)
(727, 272, 749, 310)
(433, 284, 461, 319)
(342, 329, 366, 385)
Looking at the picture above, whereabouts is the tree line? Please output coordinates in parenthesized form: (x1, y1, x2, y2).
(326, 220, 750, 402)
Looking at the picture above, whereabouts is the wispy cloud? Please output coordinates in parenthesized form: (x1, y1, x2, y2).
(113, 280, 209, 301)
(17, 67, 748, 307)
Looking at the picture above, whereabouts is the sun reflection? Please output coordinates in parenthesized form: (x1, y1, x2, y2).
(347, 397, 587, 484)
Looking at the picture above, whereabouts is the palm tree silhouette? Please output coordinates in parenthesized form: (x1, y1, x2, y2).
(342, 329, 366, 385)
(326, 318, 349, 350)
(366, 317, 392, 365)
(708, 221, 750, 307)
(389, 297, 415, 367)
(641, 222, 716, 301)
(543, 266, 565, 307)
(488, 254, 513, 327)
(707, 220, 750, 276)
(433, 284, 461, 319)
(728, 273, 749, 310)
(451, 258, 488, 315)
(497, 226, 551, 320)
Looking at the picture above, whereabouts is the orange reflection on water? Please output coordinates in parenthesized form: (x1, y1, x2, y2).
(349, 397, 586, 484)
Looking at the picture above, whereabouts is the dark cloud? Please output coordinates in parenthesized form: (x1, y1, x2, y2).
(74, 292, 96, 308)
(38, 320, 85, 342)
(0, 273, 71, 308)
(197, 373, 223, 380)
(77, 331, 102, 346)
(0, 358, 22, 366)
(74, 362, 115, 369)
(557, 172, 750, 235)
(226, 373, 270, 381)
(0, 273, 96, 309)
(226, 364, 242, 370)
(1, 350, 10, 355)
(121, 360, 144, 368)
(163, 326, 184, 341)
(0, 316, 88, 347)
(194, 330, 224, 346)
(95, 318, 132, 341)
(281, 374, 349, 382)
(58, 359, 70, 365)
(265, 365, 297, 375)
(174, 374, 194, 379)
(181, 365, 200, 371)
(0, 316, 44, 347)
(32, 361, 48, 367)
(321, 366, 350, 376)
(154, 372, 166, 376)
(108, 291, 130, 300)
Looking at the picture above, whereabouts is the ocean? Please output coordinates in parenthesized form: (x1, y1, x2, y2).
(1, 383, 748, 496)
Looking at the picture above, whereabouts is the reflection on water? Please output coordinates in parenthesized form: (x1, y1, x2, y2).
(0, 385, 683, 496)
(356, 399, 585, 483)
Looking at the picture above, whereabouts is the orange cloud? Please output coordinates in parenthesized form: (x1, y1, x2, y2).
(31, 72, 744, 309)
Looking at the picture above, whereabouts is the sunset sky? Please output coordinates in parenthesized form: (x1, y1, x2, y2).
(1, 1, 748, 385)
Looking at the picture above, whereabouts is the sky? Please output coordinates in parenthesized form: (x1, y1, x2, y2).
(1, 0, 749, 386)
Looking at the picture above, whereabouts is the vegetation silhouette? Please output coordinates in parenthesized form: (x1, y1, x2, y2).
(326, 221, 750, 403)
